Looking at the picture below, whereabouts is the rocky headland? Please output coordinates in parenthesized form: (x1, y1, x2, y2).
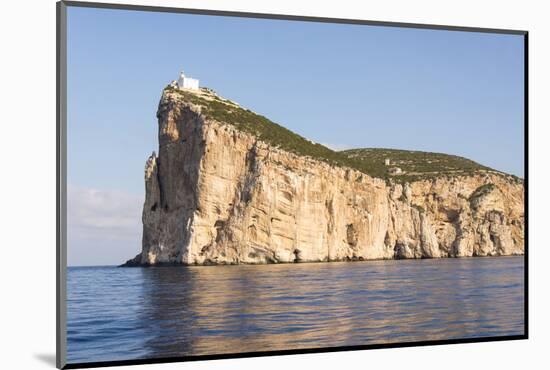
(123, 86, 524, 266)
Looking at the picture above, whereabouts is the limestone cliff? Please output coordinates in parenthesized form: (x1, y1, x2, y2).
(123, 87, 524, 266)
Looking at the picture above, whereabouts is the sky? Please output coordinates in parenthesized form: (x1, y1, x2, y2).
(66, 6, 525, 266)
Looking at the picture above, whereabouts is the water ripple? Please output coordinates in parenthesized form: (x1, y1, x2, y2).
(67, 257, 524, 364)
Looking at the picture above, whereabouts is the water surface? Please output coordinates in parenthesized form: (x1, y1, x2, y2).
(67, 257, 524, 364)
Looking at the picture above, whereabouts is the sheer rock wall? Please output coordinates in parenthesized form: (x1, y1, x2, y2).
(124, 90, 524, 266)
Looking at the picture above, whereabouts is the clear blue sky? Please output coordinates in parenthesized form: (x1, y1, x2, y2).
(66, 6, 524, 266)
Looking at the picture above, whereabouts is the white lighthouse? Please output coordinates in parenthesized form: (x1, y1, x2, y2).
(177, 70, 199, 91)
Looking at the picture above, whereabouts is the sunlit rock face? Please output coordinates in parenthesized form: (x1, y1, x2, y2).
(123, 88, 524, 266)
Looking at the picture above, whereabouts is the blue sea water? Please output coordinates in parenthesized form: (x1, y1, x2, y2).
(67, 256, 524, 364)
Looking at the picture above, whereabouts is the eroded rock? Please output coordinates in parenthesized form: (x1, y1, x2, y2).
(122, 88, 525, 266)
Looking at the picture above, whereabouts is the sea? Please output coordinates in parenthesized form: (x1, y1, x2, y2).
(66, 256, 525, 364)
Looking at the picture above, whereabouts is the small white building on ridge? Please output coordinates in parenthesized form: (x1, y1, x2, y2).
(177, 70, 199, 90)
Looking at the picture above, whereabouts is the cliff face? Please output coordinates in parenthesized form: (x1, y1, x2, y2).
(125, 88, 524, 266)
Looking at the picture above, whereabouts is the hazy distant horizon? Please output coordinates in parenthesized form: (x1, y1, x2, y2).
(67, 7, 524, 266)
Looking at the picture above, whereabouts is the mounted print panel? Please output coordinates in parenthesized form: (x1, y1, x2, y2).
(57, 1, 527, 368)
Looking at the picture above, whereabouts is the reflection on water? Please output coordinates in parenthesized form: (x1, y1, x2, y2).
(67, 257, 524, 364)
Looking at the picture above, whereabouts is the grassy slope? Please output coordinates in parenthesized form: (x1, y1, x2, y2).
(166, 86, 520, 183)
(166, 85, 366, 173)
(341, 148, 514, 182)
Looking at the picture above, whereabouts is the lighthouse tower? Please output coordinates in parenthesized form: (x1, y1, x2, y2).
(177, 70, 199, 91)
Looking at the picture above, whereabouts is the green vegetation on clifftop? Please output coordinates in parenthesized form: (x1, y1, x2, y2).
(341, 148, 520, 183)
(165, 86, 521, 184)
(165, 85, 371, 175)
